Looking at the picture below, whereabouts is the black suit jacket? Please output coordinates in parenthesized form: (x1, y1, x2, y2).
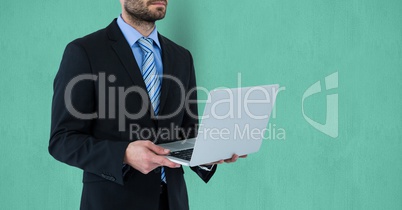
(49, 19, 216, 210)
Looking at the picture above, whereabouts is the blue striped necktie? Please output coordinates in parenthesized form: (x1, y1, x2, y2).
(138, 37, 166, 183)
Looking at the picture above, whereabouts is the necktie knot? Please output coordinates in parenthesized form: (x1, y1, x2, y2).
(138, 37, 154, 54)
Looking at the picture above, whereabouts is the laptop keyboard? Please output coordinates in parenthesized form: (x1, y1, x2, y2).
(169, 148, 194, 161)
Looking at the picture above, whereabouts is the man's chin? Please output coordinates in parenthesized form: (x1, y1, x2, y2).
(151, 12, 166, 20)
(143, 15, 165, 22)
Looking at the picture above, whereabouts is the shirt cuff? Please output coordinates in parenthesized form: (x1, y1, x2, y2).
(198, 164, 215, 171)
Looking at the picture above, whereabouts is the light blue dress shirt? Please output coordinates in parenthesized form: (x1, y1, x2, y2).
(117, 15, 163, 77)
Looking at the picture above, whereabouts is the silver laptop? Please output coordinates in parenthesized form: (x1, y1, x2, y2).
(159, 84, 279, 166)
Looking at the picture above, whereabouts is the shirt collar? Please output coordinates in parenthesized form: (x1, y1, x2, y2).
(117, 15, 161, 49)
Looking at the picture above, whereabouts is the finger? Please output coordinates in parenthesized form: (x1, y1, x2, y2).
(231, 154, 239, 162)
(146, 141, 170, 155)
(239, 155, 248, 158)
(208, 160, 224, 165)
(225, 154, 239, 163)
(214, 160, 224, 164)
(224, 158, 236, 163)
(232, 154, 239, 160)
(153, 155, 181, 168)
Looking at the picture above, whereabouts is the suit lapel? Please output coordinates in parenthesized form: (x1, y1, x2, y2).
(108, 23, 147, 92)
(107, 20, 155, 124)
(158, 34, 174, 116)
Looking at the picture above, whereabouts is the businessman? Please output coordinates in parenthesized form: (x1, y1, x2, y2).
(49, 0, 245, 209)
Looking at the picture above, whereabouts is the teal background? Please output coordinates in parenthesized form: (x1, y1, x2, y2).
(1, 0, 401, 209)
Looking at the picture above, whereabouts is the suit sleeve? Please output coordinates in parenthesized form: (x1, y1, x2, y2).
(49, 42, 130, 185)
(182, 51, 217, 183)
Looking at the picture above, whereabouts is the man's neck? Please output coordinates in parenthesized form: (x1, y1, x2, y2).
(121, 13, 155, 37)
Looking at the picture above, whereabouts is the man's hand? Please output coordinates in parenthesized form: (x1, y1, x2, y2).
(124, 140, 181, 174)
(204, 154, 248, 165)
